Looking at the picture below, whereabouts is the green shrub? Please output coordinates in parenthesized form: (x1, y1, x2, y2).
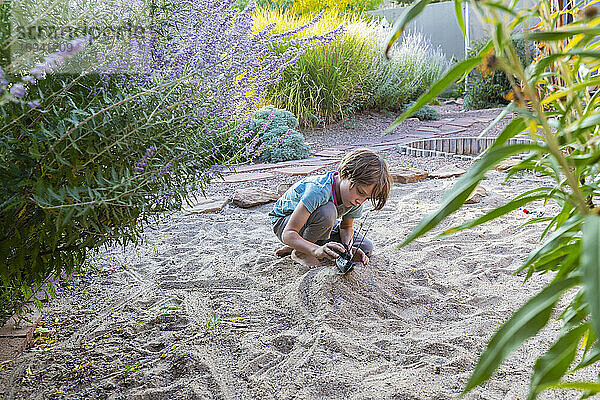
(0, 71, 238, 321)
(0, 0, 306, 321)
(401, 101, 440, 120)
(250, 106, 309, 163)
(464, 38, 531, 110)
(363, 31, 448, 111)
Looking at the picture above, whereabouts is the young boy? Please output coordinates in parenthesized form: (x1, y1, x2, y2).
(269, 149, 392, 268)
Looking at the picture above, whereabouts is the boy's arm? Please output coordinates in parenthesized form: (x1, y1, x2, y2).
(282, 202, 344, 260)
(338, 216, 354, 247)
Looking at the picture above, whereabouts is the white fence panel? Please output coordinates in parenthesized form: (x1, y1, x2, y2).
(369, 2, 491, 60)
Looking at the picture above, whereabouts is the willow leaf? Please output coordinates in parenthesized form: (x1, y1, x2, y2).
(541, 381, 600, 392)
(455, 0, 466, 37)
(385, 0, 432, 58)
(583, 215, 600, 338)
(523, 28, 600, 41)
(575, 343, 600, 371)
(529, 325, 588, 400)
(516, 215, 582, 275)
(441, 192, 550, 236)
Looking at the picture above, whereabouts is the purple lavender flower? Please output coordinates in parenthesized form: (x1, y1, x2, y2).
(29, 67, 44, 79)
(10, 83, 26, 98)
(156, 191, 176, 204)
(134, 146, 156, 172)
(27, 100, 41, 108)
(34, 62, 53, 74)
(23, 36, 92, 82)
(22, 75, 36, 84)
(91, 0, 344, 181)
(45, 53, 65, 69)
(158, 161, 173, 177)
(58, 36, 92, 59)
(97, 0, 334, 127)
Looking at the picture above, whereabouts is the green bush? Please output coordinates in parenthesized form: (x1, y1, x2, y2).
(250, 106, 309, 163)
(0, 72, 233, 322)
(401, 101, 440, 120)
(0, 0, 305, 321)
(363, 31, 448, 111)
(464, 38, 531, 110)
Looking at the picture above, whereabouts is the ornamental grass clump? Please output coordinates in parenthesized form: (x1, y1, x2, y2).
(386, 0, 600, 397)
(290, 0, 383, 15)
(254, 9, 448, 126)
(0, 0, 315, 320)
(364, 31, 448, 111)
(254, 8, 365, 126)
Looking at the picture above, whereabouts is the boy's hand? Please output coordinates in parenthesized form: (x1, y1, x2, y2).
(351, 247, 369, 265)
(313, 242, 346, 260)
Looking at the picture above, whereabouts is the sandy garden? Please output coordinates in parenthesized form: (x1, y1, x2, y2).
(0, 106, 589, 399)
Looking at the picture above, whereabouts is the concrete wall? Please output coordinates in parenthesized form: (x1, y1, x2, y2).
(368, 2, 490, 61)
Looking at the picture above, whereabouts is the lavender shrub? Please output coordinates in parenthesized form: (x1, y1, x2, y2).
(0, 0, 336, 319)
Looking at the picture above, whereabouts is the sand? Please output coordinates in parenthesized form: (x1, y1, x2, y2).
(0, 158, 591, 399)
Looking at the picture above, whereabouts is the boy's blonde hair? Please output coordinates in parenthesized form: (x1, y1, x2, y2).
(338, 148, 392, 211)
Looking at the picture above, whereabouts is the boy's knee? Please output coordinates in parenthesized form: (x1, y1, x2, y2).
(311, 202, 337, 227)
(301, 202, 337, 242)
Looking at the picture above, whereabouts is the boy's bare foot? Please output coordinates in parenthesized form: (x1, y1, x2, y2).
(291, 250, 321, 268)
(275, 245, 294, 258)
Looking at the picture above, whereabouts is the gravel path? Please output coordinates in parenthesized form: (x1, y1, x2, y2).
(205, 104, 515, 200)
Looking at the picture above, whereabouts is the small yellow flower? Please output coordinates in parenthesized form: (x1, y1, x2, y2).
(504, 86, 527, 108)
(582, 6, 598, 20)
(477, 49, 498, 78)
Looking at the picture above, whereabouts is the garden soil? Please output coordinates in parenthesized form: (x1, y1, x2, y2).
(0, 107, 592, 399)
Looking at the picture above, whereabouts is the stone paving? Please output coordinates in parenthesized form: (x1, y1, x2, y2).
(218, 115, 497, 183)
(173, 114, 503, 213)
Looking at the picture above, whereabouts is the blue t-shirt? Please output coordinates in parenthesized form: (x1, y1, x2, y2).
(269, 170, 363, 224)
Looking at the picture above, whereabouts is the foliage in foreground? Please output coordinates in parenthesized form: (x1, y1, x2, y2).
(254, 8, 448, 126)
(387, 0, 600, 397)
